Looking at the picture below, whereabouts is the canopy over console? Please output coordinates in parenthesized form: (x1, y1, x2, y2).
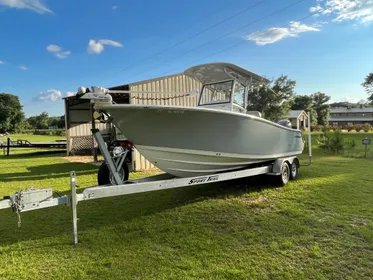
(184, 62, 270, 114)
(183, 62, 271, 88)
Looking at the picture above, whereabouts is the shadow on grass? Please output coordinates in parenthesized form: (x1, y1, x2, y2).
(0, 150, 67, 159)
(0, 155, 357, 247)
(0, 161, 98, 183)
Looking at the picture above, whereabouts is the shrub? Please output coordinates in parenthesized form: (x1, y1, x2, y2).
(354, 124, 363, 132)
(362, 123, 372, 132)
(329, 129, 345, 155)
(31, 129, 65, 136)
(317, 128, 345, 155)
(346, 125, 354, 132)
(311, 124, 321, 131)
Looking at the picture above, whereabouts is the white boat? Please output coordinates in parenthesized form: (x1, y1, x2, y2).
(86, 62, 305, 178)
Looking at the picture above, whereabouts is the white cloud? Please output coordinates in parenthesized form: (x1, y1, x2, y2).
(112, 5, 118, 9)
(46, 44, 71, 59)
(87, 39, 123, 54)
(65, 91, 75, 97)
(309, 0, 373, 23)
(55, 50, 71, 59)
(19, 65, 27, 70)
(0, 0, 53, 14)
(245, 21, 320, 45)
(34, 90, 76, 101)
(46, 44, 61, 52)
(34, 89, 62, 101)
(0, 60, 4, 64)
(310, 4, 324, 13)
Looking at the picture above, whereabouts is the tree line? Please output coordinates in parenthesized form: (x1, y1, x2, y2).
(0, 93, 64, 133)
(247, 75, 331, 126)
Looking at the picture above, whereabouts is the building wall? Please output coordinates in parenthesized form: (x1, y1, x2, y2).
(329, 121, 373, 126)
(65, 97, 114, 155)
(289, 113, 308, 130)
(128, 74, 201, 171)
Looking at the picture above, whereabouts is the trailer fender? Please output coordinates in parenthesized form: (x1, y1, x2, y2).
(270, 157, 298, 175)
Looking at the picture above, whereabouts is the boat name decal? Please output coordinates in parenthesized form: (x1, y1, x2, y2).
(188, 175, 219, 185)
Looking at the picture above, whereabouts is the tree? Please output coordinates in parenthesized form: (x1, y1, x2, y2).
(311, 92, 330, 126)
(0, 93, 25, 133)
(27, 113, 65, 129)
(247, 75, 296, 122)
(291, 95, 318, 125)
(362, 71, 373, 104)
(57, 115, 65, 128)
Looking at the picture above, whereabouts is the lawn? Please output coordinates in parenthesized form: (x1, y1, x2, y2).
(0, 134, 66, 156)
(0, 134, 66, 143)
(0, 133, 372, 279)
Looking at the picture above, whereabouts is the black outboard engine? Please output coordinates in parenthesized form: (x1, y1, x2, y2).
(277, 119, 292, 128)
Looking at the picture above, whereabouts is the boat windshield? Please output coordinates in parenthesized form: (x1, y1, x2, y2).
(233, 82, 245, 108)
(199, 80, 233, 106)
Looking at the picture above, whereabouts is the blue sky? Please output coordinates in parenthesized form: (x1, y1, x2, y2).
(0, 0, 373, 117)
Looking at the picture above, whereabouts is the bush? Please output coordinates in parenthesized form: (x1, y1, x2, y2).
(317, 128, 345, 155)
(311, 124, 321, 131)
(354, 124, 363, 132)
(362, 123, 372, 132)
(30, 129, 66, 136)
(346, 125, 355, 132)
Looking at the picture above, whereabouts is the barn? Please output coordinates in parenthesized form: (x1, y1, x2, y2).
(63, 73, 201, 171)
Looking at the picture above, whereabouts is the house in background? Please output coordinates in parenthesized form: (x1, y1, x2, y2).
(328, 107, 373, 126)
(288, 110, 309, 130)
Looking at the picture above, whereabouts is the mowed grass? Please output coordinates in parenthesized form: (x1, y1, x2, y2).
(0, 133, 372, 279)
(0, 134, 66, 156)
(0, 134, 66, 143)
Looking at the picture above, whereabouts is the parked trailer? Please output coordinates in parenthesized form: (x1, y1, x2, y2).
(0, 123, 312, 245)
(0, 157, 301, 244)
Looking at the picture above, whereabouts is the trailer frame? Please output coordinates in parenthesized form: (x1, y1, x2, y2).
(0, 152, 300, 244)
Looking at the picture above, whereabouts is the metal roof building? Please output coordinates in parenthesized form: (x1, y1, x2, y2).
(63, 72, 201, 171)
(329, 107, 373, 126)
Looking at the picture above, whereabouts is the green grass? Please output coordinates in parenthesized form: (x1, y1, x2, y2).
(1, 134, 66, 143)
(0, 134, 372, 279)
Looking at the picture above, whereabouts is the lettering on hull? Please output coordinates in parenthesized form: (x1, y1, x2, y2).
(188, 175, 219, 185)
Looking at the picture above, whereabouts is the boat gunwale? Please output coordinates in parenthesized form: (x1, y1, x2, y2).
(95, 103, 303, 133)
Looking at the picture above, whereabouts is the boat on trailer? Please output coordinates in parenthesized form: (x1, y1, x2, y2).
(0, 62, 312, 244)
(84, 62, 305, 178)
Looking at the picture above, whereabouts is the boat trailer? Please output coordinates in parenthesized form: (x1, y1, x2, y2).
(0, 118, 312, 244)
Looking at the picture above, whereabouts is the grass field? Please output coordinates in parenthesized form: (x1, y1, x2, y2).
(0, 134, 66, 143)
(0, 134, 67, 156)
(0, 133, 372, 279)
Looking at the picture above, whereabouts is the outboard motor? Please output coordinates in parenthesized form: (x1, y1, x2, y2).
(277, 119, 292, 128)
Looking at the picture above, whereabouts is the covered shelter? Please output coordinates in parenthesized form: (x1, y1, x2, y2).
(288, 110, 309, 130)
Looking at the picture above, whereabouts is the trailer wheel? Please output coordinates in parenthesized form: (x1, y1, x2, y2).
(275, 162, 290, 186)
(289, 161, 298, 180)
(97, 161, 129, 185)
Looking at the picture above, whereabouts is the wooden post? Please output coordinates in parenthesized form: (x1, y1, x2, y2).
(91, 103, 98, 162)
(7, 137, 10, 156)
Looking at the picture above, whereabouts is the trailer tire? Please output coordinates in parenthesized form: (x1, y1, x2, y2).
(275, 161, 290, 187)
(97, 161, 129, 185)
(289, 161, 298, 180)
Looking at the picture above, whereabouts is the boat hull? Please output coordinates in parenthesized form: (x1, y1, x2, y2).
(95, 104, 304, 177)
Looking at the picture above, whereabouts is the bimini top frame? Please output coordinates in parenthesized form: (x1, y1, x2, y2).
(183, 62, 271, 87)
